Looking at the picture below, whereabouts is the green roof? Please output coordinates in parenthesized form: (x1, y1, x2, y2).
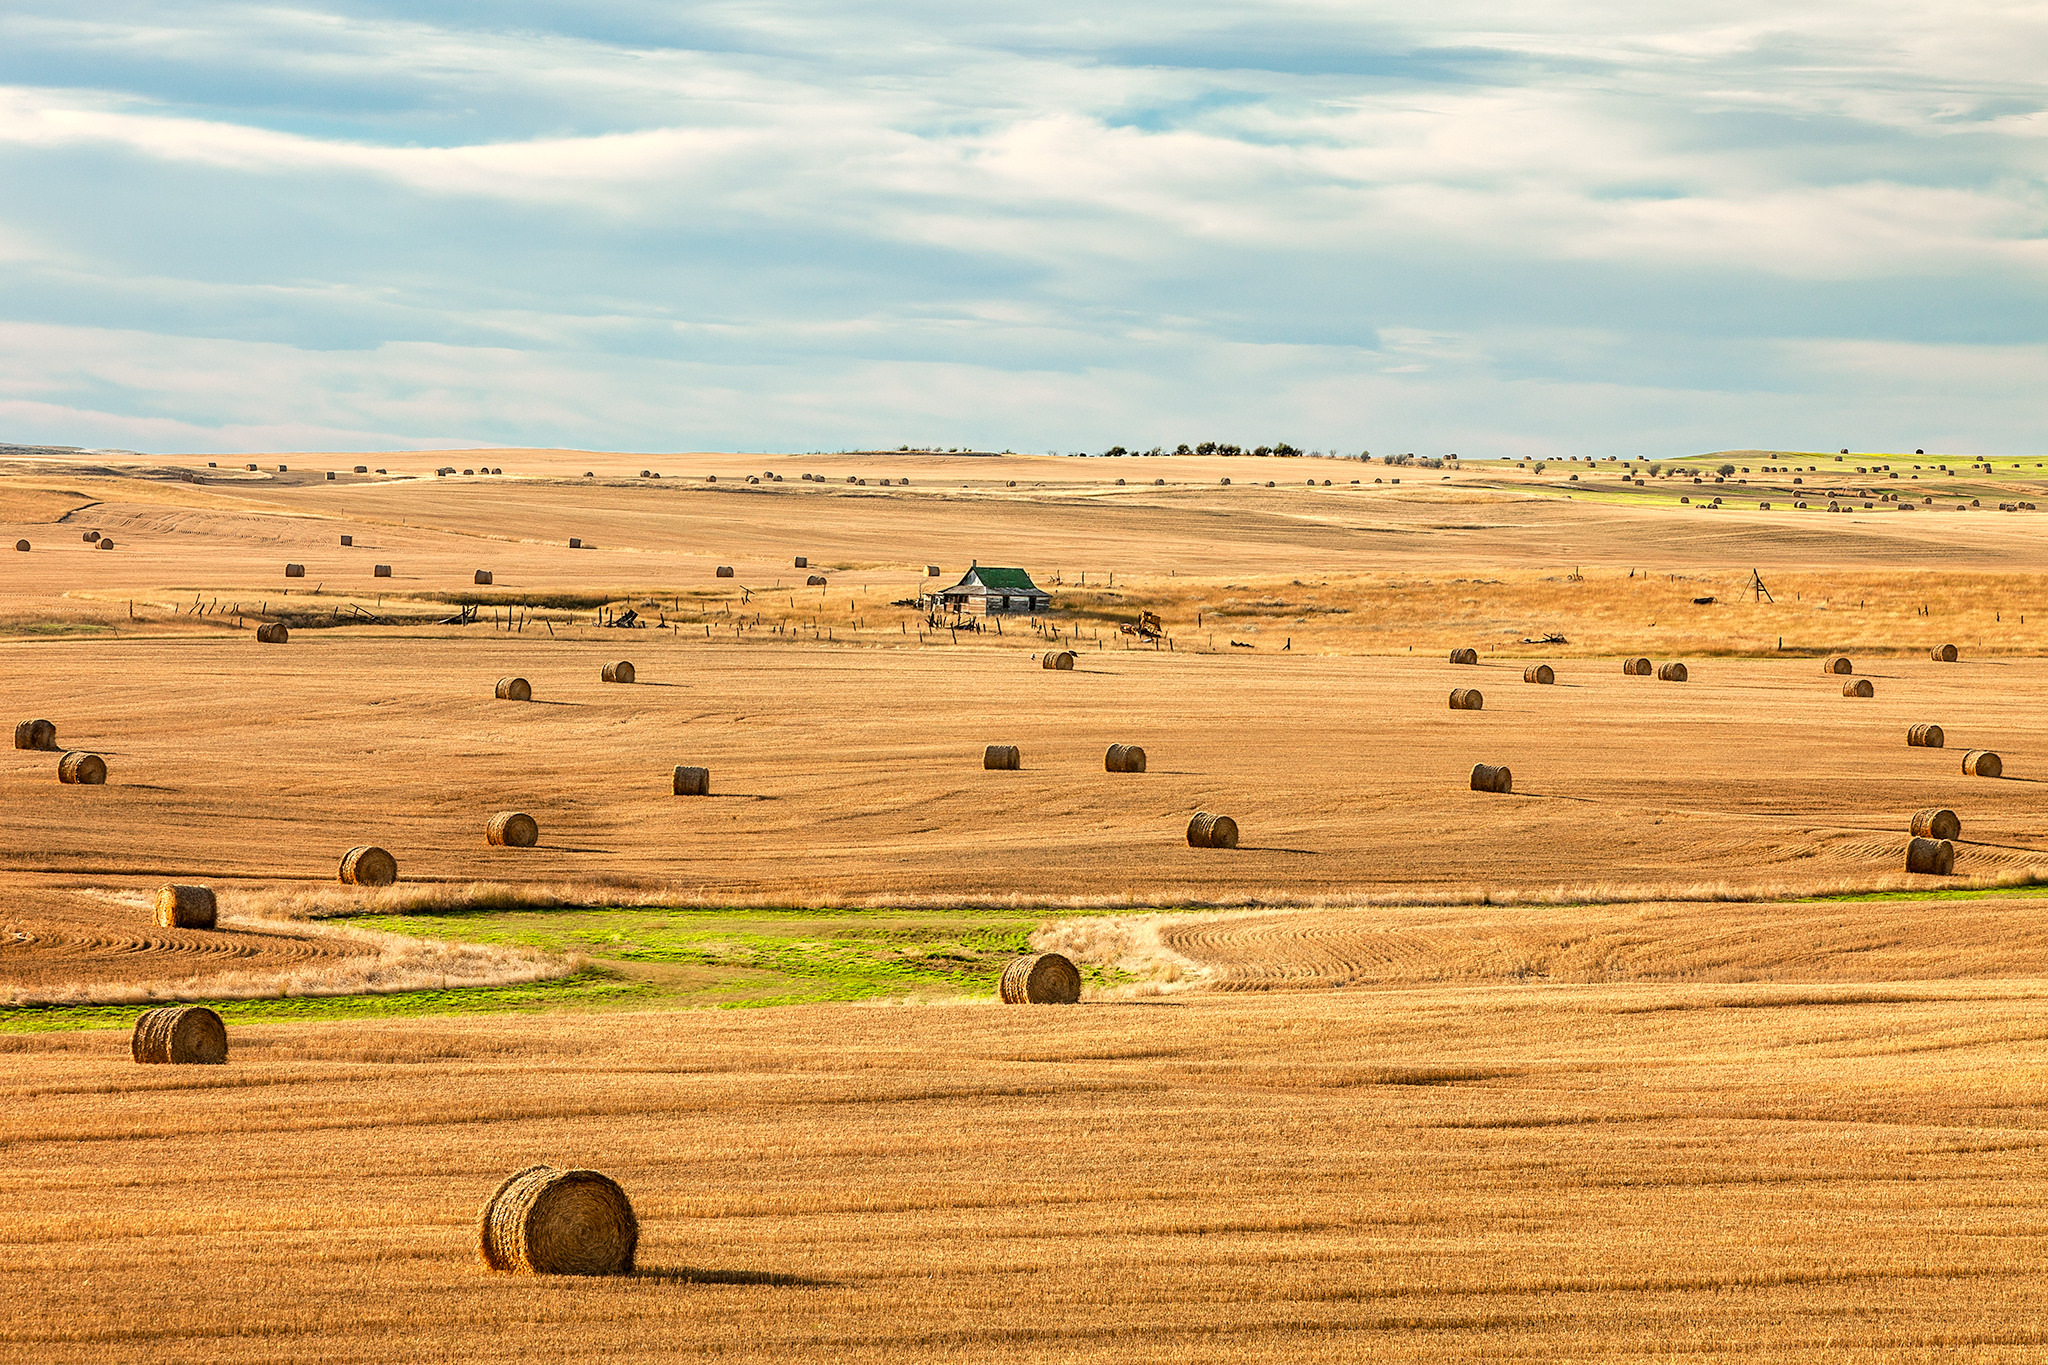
(962, 566, 1042, 592)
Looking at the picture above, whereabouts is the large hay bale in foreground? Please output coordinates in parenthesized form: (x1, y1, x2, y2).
(1522, 664, 1554, 685)
(984, 744, 1021, 770)
(1931, 643, 1958, 662)
(1962, 749, 2003, 778)
(1843, 678, 1874, 698)
(13, 718, 55, 750)
(1823, 656, 1853, 675)
(1187, 811, 1239, 848)
(1907, 723, 1945, 748)
(1448, 688, 1483, 710)
(131, 1006, 227, 1065)
(478, 1166, 638, 1276)
(475, 570, 493, 585)
(1041, 650, 1076, 670)
(495, 676, 532, 701)
(672, 765, 710, 795)
(487, 812, 540, 848)
(338, 845, 398, 886)
(256, 622, 289, 643)
(999, 952, 1082, 1004)
(57, 751, 106, 784)
(1623, 657, 1652, 676)
(1105, 743, 1147, 772)
(153, 884, 217, 930)
(1905, 837, 1957, 875)
(284, 563, 305, 578)
(1657, 662, 1688, 682)
(601, 661, 635, 683)
(1910, 807, 1961, 841)
(1470, 762, 1513, 794)
(1448, 647, 1478, 665)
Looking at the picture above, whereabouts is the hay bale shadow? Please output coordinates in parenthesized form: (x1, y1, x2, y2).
(633, 1266, 836, 1288)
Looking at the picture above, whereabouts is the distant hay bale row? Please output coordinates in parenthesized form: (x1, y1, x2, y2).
(601, 661, 635, 683)
(486, 811, 539, 848)
(1522, 664, 1554, 685)
(154, 884, 217, 929)
(1105, 743, 1147, 772)
(1658, 662, 1688, 682)
(672, 765, 710, 795)
(984, 744, 1021, 770)
(1843, 678, 1874, 698)
(1448, 647, 1478, 665)
(339, 844, 398, 886)
(496, 676, 532, 701)
(1907, 723, 1945, 748)
(1622, 657, 1652, 675)
(1000, 952, 1081, 1005)
(132, 1006, 227, 1066)
(1448, 688, 1483, 710)
(1962, 750, 2002, 778)
(284, 563, 304, 577)
(13, 718, 55, 750)
(58, 751, 106, 784)
(1187, 811, 1239, 848)
(806, 574, 827, 586)
(1931, 643, 1958, 662)
(475, 570, 492, 585)
(1906, 837, 1956, 875)
(1823, 656, 1854, 675)
(1910, 807, 1961, 841)
(1041, 651, 1076, 670)
(1470, 762, 1513, 794)
(256, 622, 288, 643)
(478, 1166, 638, 1276)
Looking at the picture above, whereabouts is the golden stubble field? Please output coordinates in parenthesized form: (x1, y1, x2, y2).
(6, 446, 2048, 1359)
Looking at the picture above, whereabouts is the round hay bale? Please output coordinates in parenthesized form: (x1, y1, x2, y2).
(97, 538, 114, 550)
(806, 574, 826, 586)
(1823, 656, 1853, 675)
(999, 952, 1082, 1004)
(983, 744, 1021, 770)
(715, 565, 734, 577)
(1522, 664, 1554, 684)
(13, 718, 55, 750)
(475, 570, 493, 585)
(1962, 750, 2003, 778)
(338, 845, 398, 886)
(1623, 657, 1652, 675)
(256, 622, 289, 643)
(1448, 687, 1484, 710)
(1042, 650, 1075, 670)
(1105, 743, 1147, 772)
(1843, 678, 1874, 697)
(131, 1006, 227, 1066)
(794, 556, 807, 568)
(12, 540, 26, 552)
(284, 563, 305, 578)
(601, 661, 635, 683)
(1448, 647, 1478, 665)
(341, 534, 352, 546)
(1186, 811, 1239, 848)
(672, 765, 710, 796)
(1905, 837, 1957, 876)
(569, 537, 582, 548)
(57, 751, 106, 784)
(1657, 662, 1688, 682)
(83, 531, 99, 542)
(1931, 643, 1958, 662)
(495, 676, 532, 701)
(1470, 762, 1512, 794)
(373, 564, 391, 577)
(153, 884, 217, 929)
(926, 565, 941, 576)
(1910, 807, 1961, 841)
(486, 812, 539, 848)
(477, 1166, 638, 1276)
(1907, 723, 1945, 748)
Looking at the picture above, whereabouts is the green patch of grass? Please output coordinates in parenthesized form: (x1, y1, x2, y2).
(0, 969, 647, 1033)
(1, 621, 113, 637)
(1798, 881, 2048, 905)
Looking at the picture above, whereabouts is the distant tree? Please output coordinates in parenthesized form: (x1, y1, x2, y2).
(1175, 444, 1192, 456)
(1196, 441, 1218, 455)
(1104, 446, 1128, 457)
(1272, 442, 1301, 457)
(1717, 463, 1735, 476)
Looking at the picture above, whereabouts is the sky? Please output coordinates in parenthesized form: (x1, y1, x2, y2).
(0, 1, 2043, 457)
